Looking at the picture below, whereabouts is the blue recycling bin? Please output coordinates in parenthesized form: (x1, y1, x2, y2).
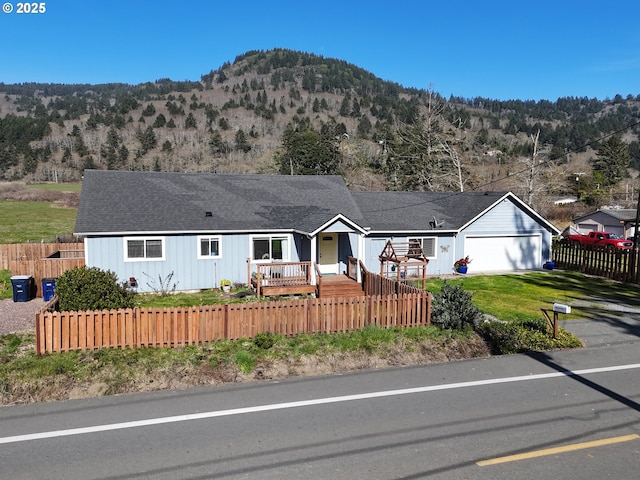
(11, 275, 34, 302)
(42, 278, 57, 302)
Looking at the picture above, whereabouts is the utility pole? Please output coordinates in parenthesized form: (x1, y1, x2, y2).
(631, 189, 640, 280)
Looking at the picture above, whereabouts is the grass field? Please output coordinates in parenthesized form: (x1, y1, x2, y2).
(0, 200, 77, 243)
(26, 183, 82, 193)
(0, 182, 79, 243)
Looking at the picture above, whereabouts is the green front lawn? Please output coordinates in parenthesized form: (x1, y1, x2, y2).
(422, 270, 640, 322)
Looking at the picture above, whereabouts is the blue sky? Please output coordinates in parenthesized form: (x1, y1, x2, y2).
(1, 0, 639, 101)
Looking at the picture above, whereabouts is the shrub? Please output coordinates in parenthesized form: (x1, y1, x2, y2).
(253, 331, 278, 350)
(431, 280, 481, 330)
(143, 271, 178, 296)
(475, 318, 582, 354)
(0, 269, 11, 300)
(55, 266, 135, 311)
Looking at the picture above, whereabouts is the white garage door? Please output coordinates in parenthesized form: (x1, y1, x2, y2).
(464, 235, 542, 272)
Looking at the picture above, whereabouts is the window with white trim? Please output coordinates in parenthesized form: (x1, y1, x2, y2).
(409, 237, 437, 258)
(197, 235, 221, 259)
(124, 237, 165, 261)
(251, 235, 289, 261)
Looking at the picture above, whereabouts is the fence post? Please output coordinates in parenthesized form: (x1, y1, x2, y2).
(224, 304, 229, 339)
(35, 313, 42, 355)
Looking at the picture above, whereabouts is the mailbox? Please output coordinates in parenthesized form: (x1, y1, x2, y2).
(553, 303, 571, 314)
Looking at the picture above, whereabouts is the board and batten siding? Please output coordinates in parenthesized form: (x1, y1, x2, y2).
(361, 234, 458, 277)
(86, 233, 298, 293)
(455, 198, 553, 272)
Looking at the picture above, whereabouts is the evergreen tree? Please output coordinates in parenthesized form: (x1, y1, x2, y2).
(339, 95, 351, 116)
(590, 135, 630, 186)
(137, 126, 157, 155)
(153, 114, 167, 128)
(209, 130, 230, 155)
(278, 123, 341, 175)
(142, 104, 156, 116)
(184, 112, 197, 129)
(235, 129, 251, 153)
(118, 144, 129, 165)
(357, 115, 372, 138)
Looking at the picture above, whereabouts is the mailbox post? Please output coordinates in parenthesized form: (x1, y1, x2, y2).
(541, 303, 571, 338)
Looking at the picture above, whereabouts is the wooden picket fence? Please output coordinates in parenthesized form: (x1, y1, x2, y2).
(35, 293, 431, 354)
(552, 242, 640, 283)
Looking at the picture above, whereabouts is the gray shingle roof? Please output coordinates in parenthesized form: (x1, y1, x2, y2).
(75, 170, 538, 236)
(352, 190, 509, 231)
(599, 209, 637, 222)
(74, 170, 365, 234)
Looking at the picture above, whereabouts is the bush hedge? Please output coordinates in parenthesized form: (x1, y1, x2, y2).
(55, 266, 135, 312)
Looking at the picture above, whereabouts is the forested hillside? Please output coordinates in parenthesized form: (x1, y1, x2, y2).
(1, 48, 639, 219)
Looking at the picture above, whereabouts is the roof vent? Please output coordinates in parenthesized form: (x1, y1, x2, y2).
(205, 211, 213, 217)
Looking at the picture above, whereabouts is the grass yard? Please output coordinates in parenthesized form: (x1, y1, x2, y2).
(135, 288, 257, 308)
(422, 270, 640, 322)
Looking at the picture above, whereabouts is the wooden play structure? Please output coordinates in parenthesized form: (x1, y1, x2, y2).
(378, 239, 429, 282)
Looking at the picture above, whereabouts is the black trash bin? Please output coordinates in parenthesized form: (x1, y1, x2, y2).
(42, 278, 57, 302)
(11, 275, 34, 302)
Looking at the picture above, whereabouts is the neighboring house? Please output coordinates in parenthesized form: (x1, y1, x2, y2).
(571, 209, 637, 238)
(553, 196, 578, 205)
(74, 170, 560, 293)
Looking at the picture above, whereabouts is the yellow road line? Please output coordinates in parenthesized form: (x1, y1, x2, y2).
(477, 434, 640, 466)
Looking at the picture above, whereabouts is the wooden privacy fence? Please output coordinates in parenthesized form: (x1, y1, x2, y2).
(552, 242, 640, 283)
(35, 293, 431, 354)
(2, 242, 84, 297)
(0, 243, 83, 269)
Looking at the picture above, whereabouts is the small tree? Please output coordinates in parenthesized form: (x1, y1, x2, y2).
(431, 281, 481, 330)
(55, 267, 135, 312)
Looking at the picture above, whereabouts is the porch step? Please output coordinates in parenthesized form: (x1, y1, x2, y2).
(318, 275, 364, 299)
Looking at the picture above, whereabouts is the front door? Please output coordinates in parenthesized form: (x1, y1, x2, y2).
(318, 233, 338, 274)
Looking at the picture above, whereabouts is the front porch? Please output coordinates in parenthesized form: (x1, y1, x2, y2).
(248, 260, 364, 299)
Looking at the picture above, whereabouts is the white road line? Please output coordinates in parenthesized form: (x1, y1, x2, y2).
(2, 363, 639, 445)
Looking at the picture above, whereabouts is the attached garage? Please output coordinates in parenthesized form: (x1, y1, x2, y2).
(464, 235, 542, 272)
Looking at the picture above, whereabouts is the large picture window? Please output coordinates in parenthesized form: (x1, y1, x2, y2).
(251, 235, 289, 261)
(197, 235, 221, 259)
(124, 237, 165, 261)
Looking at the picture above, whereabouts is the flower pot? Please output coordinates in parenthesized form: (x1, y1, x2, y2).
(222, 285, 231, 293)
(457, 265, 468, 274)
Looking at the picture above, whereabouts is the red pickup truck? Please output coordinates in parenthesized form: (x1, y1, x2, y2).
(568, 231, 633, 251)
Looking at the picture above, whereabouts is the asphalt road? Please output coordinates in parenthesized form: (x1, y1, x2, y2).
(1, 331, 640, 480)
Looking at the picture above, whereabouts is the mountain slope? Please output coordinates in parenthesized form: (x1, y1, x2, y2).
(1, 48, 639, 218)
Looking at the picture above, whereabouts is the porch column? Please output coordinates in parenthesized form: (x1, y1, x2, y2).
(357, 233, 365, 283)
(310, 236, 317, 285)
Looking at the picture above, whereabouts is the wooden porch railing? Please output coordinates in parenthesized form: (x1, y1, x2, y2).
(347, 256, 358, 280)
(314, 262, 323, 298)
(248, 261, 315, 298)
